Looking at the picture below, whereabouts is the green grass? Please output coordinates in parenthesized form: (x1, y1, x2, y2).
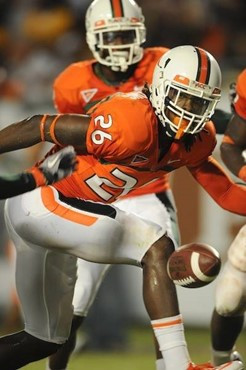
(21, 326, 246, 369)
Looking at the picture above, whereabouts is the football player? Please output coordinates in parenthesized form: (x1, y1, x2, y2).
(0, 46, 244, 370)
(50, 0, 235, 366)
(211, 69, 246, 367)
(50, 0, 175, 369)
(50, 1, 235, 368)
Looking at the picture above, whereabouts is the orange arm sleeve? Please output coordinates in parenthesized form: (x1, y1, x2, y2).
(188, 156, 246, 216)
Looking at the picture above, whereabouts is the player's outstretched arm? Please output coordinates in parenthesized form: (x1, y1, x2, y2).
(188, 156, 246, 216)
(0, 114, 90, 154)
(0, 146, 77, 199)
(220, 113, 246, 182)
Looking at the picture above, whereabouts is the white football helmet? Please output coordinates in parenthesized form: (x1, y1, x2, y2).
(85, 0, 146, 72)
(150, 45, 222, 139)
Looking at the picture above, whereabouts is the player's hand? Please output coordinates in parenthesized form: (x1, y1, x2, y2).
(39, 146, 77, 184)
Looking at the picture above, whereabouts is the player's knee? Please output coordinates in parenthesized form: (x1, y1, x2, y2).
(142, 235, 175, 267)
(215, 261, 246, 316)
(34, 338, 62, 358)
(58, 317, 84, 356)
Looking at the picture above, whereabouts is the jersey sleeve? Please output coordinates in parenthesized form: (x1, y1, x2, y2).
(188, 156, 246, 215)
(233, 69, 246, 120)
(186, 122, 217, 168)
(86, 93, 158, 167)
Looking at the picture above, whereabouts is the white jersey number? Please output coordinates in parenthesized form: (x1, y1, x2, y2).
(91, 114, 113, 145)
(85, 168, 138, 201)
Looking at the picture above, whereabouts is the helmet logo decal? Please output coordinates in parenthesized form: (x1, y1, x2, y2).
(95, 20, 106, 27)
(174, 75, 190, 85)
(164, 58, 171, 68)
(80, 88, 98, 103)
(110, 0, 124, 17)
(195, 47, 211, 84)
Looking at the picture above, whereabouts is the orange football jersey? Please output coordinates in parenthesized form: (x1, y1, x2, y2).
(53, 46, 170, 196)
(53, 47, 168, 114)
(53, 93, 217, 203)
(234, 69, 246, 120)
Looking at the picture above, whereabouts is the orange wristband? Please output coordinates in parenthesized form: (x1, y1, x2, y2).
(29, 167, 47, 187)
(49, 115, 63, 146)
(238, 165, 246, 182)
(40, 114, 49, 141)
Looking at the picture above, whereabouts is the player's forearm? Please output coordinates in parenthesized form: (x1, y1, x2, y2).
(189, 157, 246, 215)
(220, 142, 246, 182)
(0, 166, 54, 199)
(0, 172, 37, 199)
(0, 116, 42, 154)
(0, 114, 89, 154)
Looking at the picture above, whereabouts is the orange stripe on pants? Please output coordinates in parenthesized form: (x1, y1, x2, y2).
(41, 187, 98, 226)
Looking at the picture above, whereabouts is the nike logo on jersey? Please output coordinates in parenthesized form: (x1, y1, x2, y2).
(80, 88, 98, 103)
(167, 159, 181, 164)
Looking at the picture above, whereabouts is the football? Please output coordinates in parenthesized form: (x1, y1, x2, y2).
(167, 243, 221, 288)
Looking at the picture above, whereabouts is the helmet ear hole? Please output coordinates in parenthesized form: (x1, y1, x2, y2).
(85, 0, 146, 72)
(150, 45, 221, 137)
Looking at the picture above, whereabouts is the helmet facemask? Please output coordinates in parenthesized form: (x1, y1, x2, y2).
(164, 78, 220, 139)
(151, 75, 221, 140)
(86, 19, 146, 72)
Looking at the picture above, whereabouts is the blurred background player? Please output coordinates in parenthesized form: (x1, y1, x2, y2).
(49, 1, 177, 370)
(211, 69, 246, 366)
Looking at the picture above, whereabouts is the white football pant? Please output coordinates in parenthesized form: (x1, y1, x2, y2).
(4, 186, 173, 343)
(72, 190, 178, 316)
(215, 225, 246, 316)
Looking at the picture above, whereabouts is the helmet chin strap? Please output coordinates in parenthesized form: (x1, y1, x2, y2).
(173, 116, 189, 140)
(111, 63, 128, 72)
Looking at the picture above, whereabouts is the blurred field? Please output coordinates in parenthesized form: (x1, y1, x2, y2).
(23, 326, 246, 370)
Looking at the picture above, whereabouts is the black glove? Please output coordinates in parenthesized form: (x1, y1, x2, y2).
(39, 146, 77, 185)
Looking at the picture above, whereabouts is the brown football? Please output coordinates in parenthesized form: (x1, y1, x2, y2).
(167, 243, 221, 288)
